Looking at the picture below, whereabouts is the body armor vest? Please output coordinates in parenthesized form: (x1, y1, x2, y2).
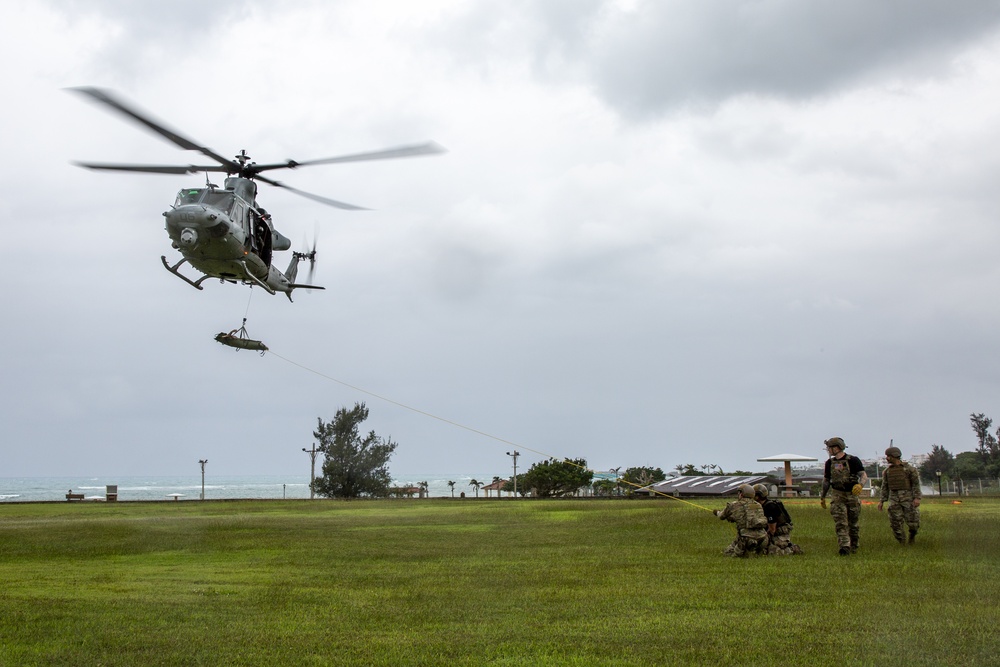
(829, 456, 858, 490)
(884, 464, 912, 491)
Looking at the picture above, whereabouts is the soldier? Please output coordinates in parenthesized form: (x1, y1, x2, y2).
(819, 437, 868, 556)
(714, 484, 768, 557)
(878, 446, 921, 544)
(753, 484, 803, 555)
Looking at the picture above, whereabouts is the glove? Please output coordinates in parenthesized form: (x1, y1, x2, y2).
(820, 498, 827, 509)
(852, 484, 863, 496)
(713, 509, 720, 517)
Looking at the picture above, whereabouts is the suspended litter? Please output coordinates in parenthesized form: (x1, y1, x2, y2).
(215, 318, 268, 355)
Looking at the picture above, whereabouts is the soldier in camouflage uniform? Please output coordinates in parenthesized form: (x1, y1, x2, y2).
(753, 484, 803, 555)
(819, 437, 868, 556)
(878, 446, 921, 544)
(715, 484, 768, 557)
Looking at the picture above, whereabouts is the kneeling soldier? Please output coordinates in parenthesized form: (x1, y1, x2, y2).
(754, 484, 803, 555)
(715, 484, 768, 557)
(878, 446, 921, 544)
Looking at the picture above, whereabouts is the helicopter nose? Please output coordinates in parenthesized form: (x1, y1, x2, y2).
(179, 228, 199, 248)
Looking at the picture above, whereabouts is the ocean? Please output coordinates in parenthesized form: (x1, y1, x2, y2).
(0, 474, 497, 503)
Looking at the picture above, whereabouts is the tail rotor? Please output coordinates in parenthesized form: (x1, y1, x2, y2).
(286, 231, 324, 301)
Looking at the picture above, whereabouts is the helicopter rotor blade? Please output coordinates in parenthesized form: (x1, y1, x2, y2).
(67, 87, 236, 170)
(71, 161, 228, 175)
(253, 141, 447, 172)
(255, 174, 368, 211)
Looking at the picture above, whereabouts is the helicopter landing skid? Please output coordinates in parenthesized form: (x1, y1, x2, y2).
(161, 256, 209, 290)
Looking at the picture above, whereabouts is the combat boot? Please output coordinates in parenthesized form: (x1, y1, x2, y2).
(908, 528, 917, 544)
(838, 547, 850, 556)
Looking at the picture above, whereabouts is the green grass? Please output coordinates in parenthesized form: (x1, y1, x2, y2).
(1, 498, 998, 666)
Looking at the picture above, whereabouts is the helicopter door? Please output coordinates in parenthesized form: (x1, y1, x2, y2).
(233, 202, 252, 249)
(254, 211, 273, 268)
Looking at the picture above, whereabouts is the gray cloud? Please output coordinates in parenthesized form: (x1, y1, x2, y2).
(3, 0, 1000, 481)
(449, 0, 1000, 116)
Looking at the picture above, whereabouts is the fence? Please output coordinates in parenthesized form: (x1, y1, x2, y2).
(927, 478, 1000, 496)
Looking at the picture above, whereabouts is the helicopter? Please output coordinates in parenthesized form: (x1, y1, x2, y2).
(69, 86, 445, 301)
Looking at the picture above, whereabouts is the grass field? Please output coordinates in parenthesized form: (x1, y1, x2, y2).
(1, 497, 998, 666)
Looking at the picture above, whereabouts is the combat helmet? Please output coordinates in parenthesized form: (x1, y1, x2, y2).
(739, 484, 755, 497)
(824, 437, 846, 451)
(885, 446, 902, 459)
(753, 483, 769, 498)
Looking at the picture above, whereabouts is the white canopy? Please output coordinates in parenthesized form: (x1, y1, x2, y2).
(757, 453, 820, 497)
(757, 453, 818, 462)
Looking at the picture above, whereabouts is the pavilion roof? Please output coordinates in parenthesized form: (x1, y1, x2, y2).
(756, 453, 818, 462)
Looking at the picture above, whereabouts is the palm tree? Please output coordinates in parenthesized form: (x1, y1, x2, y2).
(492, 476, 502, 498)
(469, 479, 482, 498)
(447, 480, 456, 498)
(611, 466, 622, 496)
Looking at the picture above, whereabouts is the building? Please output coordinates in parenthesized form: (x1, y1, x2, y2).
(642, 475, 769, 497)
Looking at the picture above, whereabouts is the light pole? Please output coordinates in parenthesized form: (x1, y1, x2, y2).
(198, 459, 207, 500)
(303, 444, 318, 499)
(506, 450, 520, 498)
(936, 470, 942, 496)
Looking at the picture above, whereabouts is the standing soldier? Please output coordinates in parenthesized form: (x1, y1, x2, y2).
(878, 446, 921, 544)
(819, 437, 868, 556)
(714, 484, 768, 557)
(754, 484, 803, 555)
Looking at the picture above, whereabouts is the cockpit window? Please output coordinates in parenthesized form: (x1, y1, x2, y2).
(174, 189, 203, 206)
(202, 191, 236, 214)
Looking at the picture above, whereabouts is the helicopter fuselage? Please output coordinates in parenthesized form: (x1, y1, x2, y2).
(161, 177, 298, 294)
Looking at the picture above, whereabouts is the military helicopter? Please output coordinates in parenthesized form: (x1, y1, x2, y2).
(69, 86, 444, 301)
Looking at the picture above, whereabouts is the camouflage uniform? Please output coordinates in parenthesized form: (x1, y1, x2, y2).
(717, 495, 768, 557)
(822, 441, 865, 555)
(760, 498, 803, 556)
(753, 484, 803, 556)
(768, 523, 803, 555)
(829, 488, 860, 552)
(880, 461, 921, 543)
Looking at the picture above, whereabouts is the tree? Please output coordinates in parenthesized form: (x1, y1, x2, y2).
(610, 467, 622, 496)
(674, 464, 707, 476)
(593, 479, 617, 496)
(447, 480, 456, 498)
(312, 402, 397, 499)
(919, 444, 954, 483)
(970, 413, 1000, 474)
(953, 451, 988, 480)
(621, 466, 667, 493)
(521, 458, 594, 498)
(502, 474, 528, 497)
(469, 479, 482, 498)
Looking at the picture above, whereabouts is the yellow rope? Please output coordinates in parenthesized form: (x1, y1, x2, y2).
(268, 349, 716, 512)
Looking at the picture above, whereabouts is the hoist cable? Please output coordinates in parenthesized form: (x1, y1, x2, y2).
(267, 349, 714, 512)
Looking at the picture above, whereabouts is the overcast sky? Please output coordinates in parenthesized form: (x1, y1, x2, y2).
(3, 0, 1000, 480)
